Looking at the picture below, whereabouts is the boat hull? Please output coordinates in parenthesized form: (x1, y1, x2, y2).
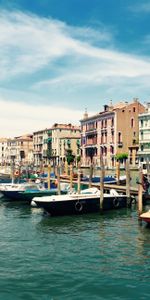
(1, 189, 67, 202)
(34, 195, 129, 216)
(140, 211, 150, 224)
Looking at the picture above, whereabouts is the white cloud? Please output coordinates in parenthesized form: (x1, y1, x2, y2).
(1, 9, 150, 138)
(0, 98, 89, 138)
(1, 8, 150, 88)
(129, 2, 150, 13)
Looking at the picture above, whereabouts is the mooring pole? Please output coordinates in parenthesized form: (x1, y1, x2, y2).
(57, 164, 61, 195)
(138, 167, 143, 222)
(77, 162, 81, 194)
(100, 156, 104, 210)
(47, 164, 51, 190)
(70, 164, 73, 191)
(65, 160, 68, 176)
(125, 159, 131, 206)
(116, 161, 120, 185)
(89, 162, 93, 188)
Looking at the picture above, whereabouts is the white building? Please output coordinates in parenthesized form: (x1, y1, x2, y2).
(0, 138, 8, 166)
(138, 103, 150, 164)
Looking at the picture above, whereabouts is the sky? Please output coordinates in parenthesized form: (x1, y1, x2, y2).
(1, 0, 150, 137)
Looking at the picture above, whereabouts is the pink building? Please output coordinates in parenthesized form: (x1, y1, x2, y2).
(80, 99, 145, 168)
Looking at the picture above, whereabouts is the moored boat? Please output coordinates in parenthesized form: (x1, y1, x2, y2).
(0, 182, 69, 203)
(140, 210, 150, 224)
(32, 187, 131, 216)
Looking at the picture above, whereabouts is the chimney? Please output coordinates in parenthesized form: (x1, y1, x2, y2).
(83, 108, 88, 119)
(109, 100, 113, 110)
(133, 97, 139, 103)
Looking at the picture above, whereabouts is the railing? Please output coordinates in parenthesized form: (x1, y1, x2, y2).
(117, 141, 123, 147)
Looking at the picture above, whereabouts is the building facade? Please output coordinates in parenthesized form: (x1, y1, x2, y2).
(0, 138, 8, 166)
(6, 135, 33, 166)
(138, 103, 150, 164)
(80, 99, 145, 168)
(33, 124, 81, 167)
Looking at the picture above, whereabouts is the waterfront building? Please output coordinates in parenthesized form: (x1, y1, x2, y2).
(33, 129, 44, 167)
(15, 134, 33, 166)
(5, 134, 33, 167)
(51, 123, 81, 166)
(138, 103, 150, 164)
(80, 98, 145, 168)
(33, 124, 81, 167)
(0, 138, 8, 167)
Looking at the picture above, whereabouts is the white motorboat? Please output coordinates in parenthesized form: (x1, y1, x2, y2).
(32, 187, 130, 216)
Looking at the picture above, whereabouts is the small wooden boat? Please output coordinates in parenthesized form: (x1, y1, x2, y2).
(140, 211, 150, 224)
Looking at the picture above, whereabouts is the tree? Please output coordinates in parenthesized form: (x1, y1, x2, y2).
(115, 153, 128, 163)
(76, 155, 81, 163)
(66, 149, 75, 165)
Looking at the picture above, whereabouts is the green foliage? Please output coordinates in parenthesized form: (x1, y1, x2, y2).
(76, 155, 81, 163)
(66, 149, 75, 165)
(115, 153, 128, 161)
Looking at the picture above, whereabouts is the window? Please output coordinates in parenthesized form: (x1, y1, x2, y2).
(131, 118, 134, 128)
(118, 132, 122, 142)
(133, 107, 136, 112)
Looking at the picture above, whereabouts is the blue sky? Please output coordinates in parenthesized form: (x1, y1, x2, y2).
(1, 0, 150, 137)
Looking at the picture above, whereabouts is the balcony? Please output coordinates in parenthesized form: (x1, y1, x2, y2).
(139, 138, 150, 144)
(132, 139, 139, 145)
(138, 150, 150, 155)
(101, 127, 107, 132)
(85, 127, 97, 136)
(117, 141, 123, 148)
(85, 142, 98, 148)
(33, 150, 42, 154)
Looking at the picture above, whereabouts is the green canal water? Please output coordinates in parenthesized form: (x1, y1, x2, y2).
(0, 197, 150, 300)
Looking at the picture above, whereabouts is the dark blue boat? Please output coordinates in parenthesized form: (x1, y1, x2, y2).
(33, 188, 131, 216)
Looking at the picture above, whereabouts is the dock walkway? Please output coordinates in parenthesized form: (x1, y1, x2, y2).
(59, 178, 138, 196)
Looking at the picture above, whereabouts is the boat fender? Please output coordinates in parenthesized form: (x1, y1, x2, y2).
(75, 201, 83, 212)
(113, 197, 120, 208)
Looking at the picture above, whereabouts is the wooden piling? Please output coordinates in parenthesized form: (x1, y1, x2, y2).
(89, 163, 93, 188)
(138, 167, 143, 222)
(116, 161, 120, 185)
(77, 162, 81, 194)
(65, 161, 68, 176)
(138, 167, 143, 224)
(11, 160, 15, 184)
(57, 165, 61, 195)
(100, 156, 104, 210)
(125, 159, 131, 206)
(70, 164, 73, 191)
(47, 164, 51, 190)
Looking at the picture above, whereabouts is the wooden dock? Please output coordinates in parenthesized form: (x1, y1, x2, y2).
(59, 178, 138, 196)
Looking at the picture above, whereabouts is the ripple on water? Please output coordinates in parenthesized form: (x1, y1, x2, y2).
(0, 201, 150, 299)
